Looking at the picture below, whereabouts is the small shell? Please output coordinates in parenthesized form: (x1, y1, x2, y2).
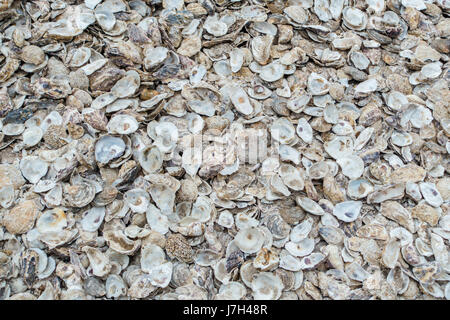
(95, 8, 116, 31)
(336, 155, 364, 179)
(278, 145, 301, 165)
(259, 62, 285, 82)
(3, 200, 39, 234)
(296, 118, 313, 144)
(284, 6, 309, 24)
(68, 47, 91, 68)
(3, 123, 25, 136)
(22, 126, 43, 148)
(20, 156, 48, 184)
(83, 246, 111, 277)
(140, 244, 165, 273)
(391, 131, 413, 147)
(278, 164, 304, 191)
(265, 214, 291, 240)
(298, 253, 326, 269)
(254, 248, 279, 271)
(234, 227, 265, 254)
(204, 14, 228, 37)
(217, 211, 234, 228)
(111, 70, 140, 99)
(186, 113, 204, 134)
(347, 179, 374, 199)
(103, 229, 140, 255)
(124, 188, 150, 213)
(367, 184, 405, 204)
(95, 136, 126, 165)
(324, 136, 354, 159)
(137, 146, 163, 174)
(81, 206, 105, 232)
(251, 272, 284, 300)
(146, 203, 169, 234)
(228, 86, 254, 116)
(296, 196, 324, 215)
(230, 48, 244, 73)
(270, 118, 296, 145)
(0, 185, 14, 208)
(382, 240, 401, 269)
(290, 218, 313, 242)
(307, 73, 329, 95)
(190, 195, 212, 222)
(251, 35, 273, 65)
(333, 201, 362, 222)
(144, 47, 168, 70)
(332, 120, 354, 136)
(287, 95, 310, 113)
(279, 251, 302, 271)
(166, 234, 193, 263)
(36, 208, 67, 234)
(285, 239, 315, 257)
(149, 184, 175, 215)
(216, 282, 246, 300)
(342, 7, 368, 31)
(107, 115, 139, 134)
(354, 78, 377, 95)
(91, 93, 117, 110)
(419, 182, 443, 208)
(106, 274, 127, 298)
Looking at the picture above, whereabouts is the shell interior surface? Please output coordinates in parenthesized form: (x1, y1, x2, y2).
(0, 0, 448, 301)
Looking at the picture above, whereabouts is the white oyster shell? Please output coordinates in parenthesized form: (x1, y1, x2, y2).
(333, 201, 362, 222)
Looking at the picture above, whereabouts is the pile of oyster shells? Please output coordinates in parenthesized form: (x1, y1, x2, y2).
(0, 0, 449, 300)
